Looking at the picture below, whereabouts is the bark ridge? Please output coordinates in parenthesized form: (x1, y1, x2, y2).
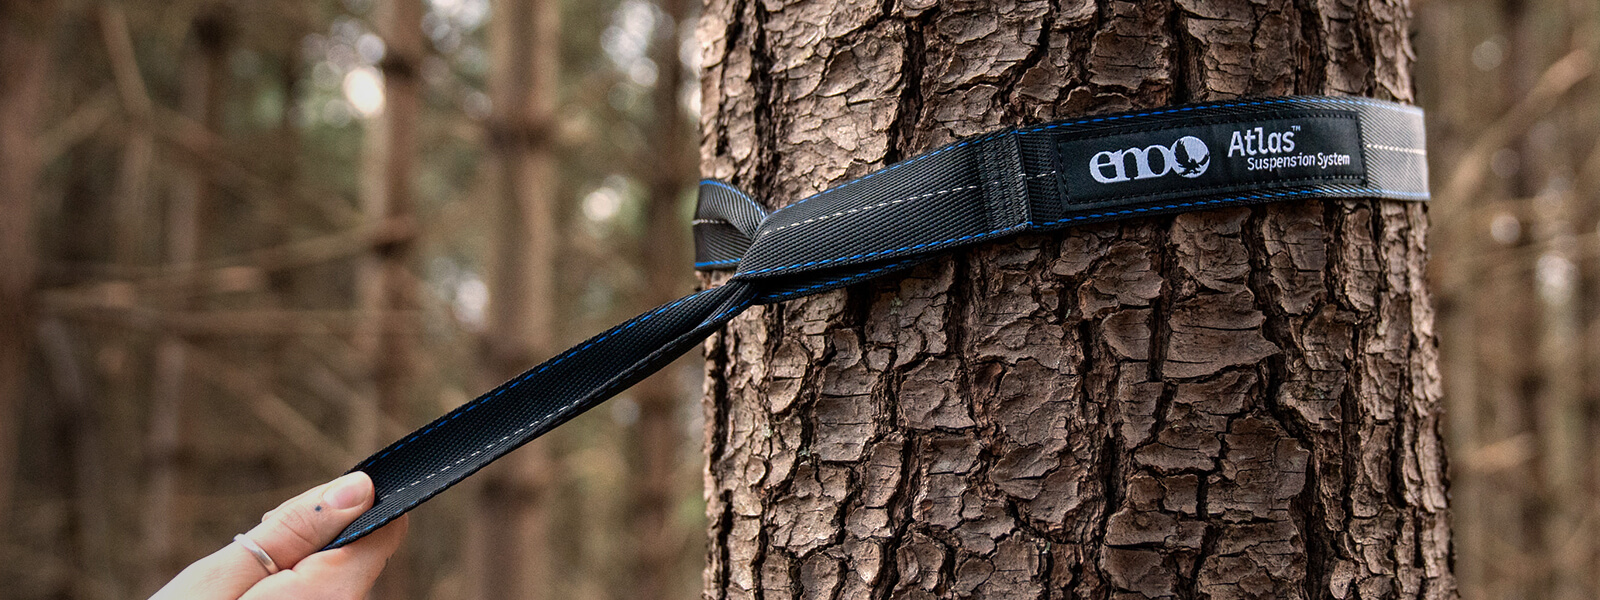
(698, 1, 1451, 598)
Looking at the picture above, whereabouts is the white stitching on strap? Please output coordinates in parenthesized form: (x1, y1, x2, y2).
(1365, 143, 1426, 155)
(758, 185, 979, 236)
(757, 170, 1058, 238)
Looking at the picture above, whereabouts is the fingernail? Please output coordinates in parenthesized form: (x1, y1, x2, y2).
(322, 472, 370, 510)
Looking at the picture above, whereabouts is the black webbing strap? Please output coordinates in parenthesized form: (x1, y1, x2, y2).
(327, 95, 1427, 548)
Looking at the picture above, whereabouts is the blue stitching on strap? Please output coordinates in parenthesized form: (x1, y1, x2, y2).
(731, 188, 1424, 278)
(755, 259, 920, 303)
(774, 131, 1012, 212)
(1035, 188, 1427, 227)
(734, 97, 1417, 222)
(699, 179, 767, 215)
(735, 223, 1030, 278)
(332, 290, 757, 548)
(1019, 97, 1420, 135)
(367, 287, 717, 463)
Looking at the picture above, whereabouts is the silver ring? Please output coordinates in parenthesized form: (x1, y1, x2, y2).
(234, 533, 280, 575)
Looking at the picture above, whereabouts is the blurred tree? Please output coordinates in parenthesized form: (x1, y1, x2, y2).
(1420, 0, 1600, 597)
(0, 0, 56, 551)
(94, 8, 153, 595)
(141, 5, 234, 592)
(623, 0, 697, 598)
(470, 0, 562, 597)
(696, 1, 1454, 598)
(355, 0, 424, 596)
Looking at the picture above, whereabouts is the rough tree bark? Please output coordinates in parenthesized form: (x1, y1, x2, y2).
(697, 1, 1454, 599)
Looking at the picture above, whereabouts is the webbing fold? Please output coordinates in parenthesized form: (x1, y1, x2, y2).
(328, 95, 1428, 548)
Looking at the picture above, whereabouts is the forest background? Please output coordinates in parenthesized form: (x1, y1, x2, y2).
(0, 0, 1595, 599)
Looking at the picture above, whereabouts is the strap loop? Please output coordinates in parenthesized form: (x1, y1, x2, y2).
(328, 95, 1428, 548)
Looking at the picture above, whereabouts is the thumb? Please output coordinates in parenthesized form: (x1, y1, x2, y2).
(245, 472, 376, 568)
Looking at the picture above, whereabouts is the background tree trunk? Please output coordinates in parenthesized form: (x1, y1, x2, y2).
(141, 8, 231, 592)
(624, 0, 698, 597)
(363, 0, 423, 596)
(696, 1, 1454, 599)
(471, 0, 562, 597)
(0, 0, 55, 548)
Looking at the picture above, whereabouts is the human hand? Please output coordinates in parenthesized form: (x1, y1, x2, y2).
(149, 472, 408, 600)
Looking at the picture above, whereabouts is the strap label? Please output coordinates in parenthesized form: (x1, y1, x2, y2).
(1055, 111, 1366, 206)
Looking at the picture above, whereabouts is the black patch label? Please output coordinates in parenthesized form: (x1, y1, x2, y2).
(1054, 111, 1366, 206)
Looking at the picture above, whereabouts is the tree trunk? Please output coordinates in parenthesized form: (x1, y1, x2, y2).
(96, 9, 154, 595)
(471, 0, 561, 598)
(142, 8, 231, 592)
(1414, 4, 1491, 596)
(0, 0, 55, 545)
(624, 0, 697, 598)
(362, 0, 423, 596)
(1504, 2, 1590, 597)
(696, 1, 1454, 599)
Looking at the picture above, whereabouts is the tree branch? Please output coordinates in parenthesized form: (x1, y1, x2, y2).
(40, 216, 415, 295)
(182, 345, 359, 472)
(1438, 47, 1594, 211)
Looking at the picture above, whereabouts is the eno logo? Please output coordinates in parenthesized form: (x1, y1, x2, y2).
(1088, 136, 1211, 183)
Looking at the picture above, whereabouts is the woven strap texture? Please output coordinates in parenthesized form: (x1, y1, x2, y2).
(328, 95, 1428, 548)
